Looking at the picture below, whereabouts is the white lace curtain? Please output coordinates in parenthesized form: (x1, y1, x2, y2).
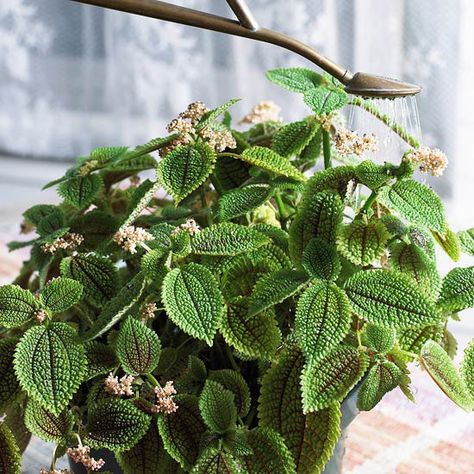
(0, 0, 459, 172)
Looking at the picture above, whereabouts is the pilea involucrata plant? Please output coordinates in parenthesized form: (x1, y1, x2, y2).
(1, 67, 474, 474)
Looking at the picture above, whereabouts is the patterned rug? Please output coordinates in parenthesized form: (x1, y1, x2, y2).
(2, 229, 474, 473)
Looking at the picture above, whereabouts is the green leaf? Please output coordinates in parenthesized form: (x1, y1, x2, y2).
(220, 297, 281, 360)
(84, 341, 118, 380)
(157, 143, 216, 203)
(0, 338, 21, 412)
(249, 269, 309, 316)
(0, 285, 39, 328)
(302, 166, 357, 199)
(192, 448, 240, 474)
(361, 324, 396, 353)
(432, 227, 461, 262)
(258, 350, 341, 474)
(85, 399, 151, 451)
(378, 179, 446, 233)
(240, 147, 306, 181)
(3, 403, 31, 454)
(36, 209, 66, 238)
(295, 281, 352, 362)
(301, 346, 369, 413)
(162, 263, 224, 345)
(199, 380, 237, 434)
(24, 399, 73, 443)
(252, 224, 289, 253)
(420, 340, 473, 411)
(0, 423, 21, 474)
(192, 223, 270, 256)
(141, 249, 169, 282)
(266, 67, 323, 93)
(158, 394, 207, 470)
(407, 225, 436, 261)
(344, 269, 441, 328)
(105, 153, 157, 173)
(398, 325, 443, 355)
(303, 86, 348, 115)
(458, 228, 474, 256)
(289, 191, 344, 263)
(241, 427, 296, 474)
(272, 119, 319, 157)
(302, 237, 341, 281)
(214, 155, 251, 192)
(116, 316, 161, 375)
(355, 161, 391, 190)
(357, 360, 402, 411)
(461, 340, 474, 398)
(61, 254, 118, 306)
(438, 267, 474, 312)
(14, 322, 87, 415)
(121, 179, 160, 228)
(91, 145, 129, 163)
(23, 204, 57, 226)
(337, 219, 389, 266)
(197, 99, 240, 129)
(208, 370, 251, 417)
(39, 277, 83, 313)
(58, 174, 103, 208)
(218, 184, 273, 221)
(72, 210, 118, 250)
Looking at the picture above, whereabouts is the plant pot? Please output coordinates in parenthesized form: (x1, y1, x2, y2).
(68, 448, 122, 473)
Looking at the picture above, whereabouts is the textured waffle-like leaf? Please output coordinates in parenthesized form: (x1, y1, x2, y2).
(220, 297, 280, 360)
(4, 403, 31, 454)
(199, 380, 237, 434)
(420, 340, 473, 411)
(461, 340, 474, 398)
(303, 166, 357, 200)
(84, 341, 118, 380)
(192, 449, 240, 474)
(192, 223, 270, 256)
(432, 227, 461, 262)
(162, 263, 224, 345)
(241, 427, 296, 474)
(389, 242, 441, 300)
(14, 322, 87, 415)
(116, 316, 161, 375)
(0, 285, 39, 328)
(218, 184, 273, 221)
(158, 394, 207, 470)
(289, 191, 344, 263)
(344, 269, 441, 328)
(197, 99, 240, 129)
(0, 423, 21, 474)
(121, 178, 160, 228)
(337, 219, 389, 266)
(141, 249, 169, 281)
(105, 153, 157, 173)
(240, 147, 306, 181)
(355, 161, 391, 190)
(458, 228, 474, 256)
(40, 277, 83, 313)
(36, 209, 66, 238)
(299, 129, 322, 165)
(72, 209, 117, 250)
(301, 346, 369, 413)
(252, 224, 289, 253)
(302, 237, 341, 281)
(24, 399, 73, 443)
(58, 174, 103, 208)
(214, 155, 251, 192)
(398, 325, 443, 355)
(85, 398, 150, 451)
(258, 350, 341, 474)
(295, 281, 351, 362)
(157, 143, 216, 203)
(357, 360, 402, 411)
(266, 67, 323, 93)
(0, 338, 21, 412)
(22, 204, 57, 226)
(378, 179, 446, 233)
(61, 254, 118, 306)
(438, 267, 474, 312)
(272, 119, 319, 157)
(249, 269, 309, 316)
(361, 324, 396, 354)
(90, 145, 128, 163)
(208, 370, 251, 417)
(303, 86, 348, 115)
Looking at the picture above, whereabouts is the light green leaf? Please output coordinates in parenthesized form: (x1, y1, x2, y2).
(220, 297, 281, 360)
(14, 322, 87, 415)
(302, 166, 357, 199)
(199, 380, 237, 434)
(432, 227, 461, 262)
(191, 223, 270, 256)
(266, 67, 323, 93)
(116, 316, 161, 375)
(84, 341, 118, 380)
(0, 285, 39, 328)
(90, 145, 128, 163)
(0, 338, 21, 412)
(157, 143, 216, 203)
(85, 399, 151, 451)
(218, 184, 273, 221)
(192, 448, 240, 474)
(337, 219, 389, 266)
(40, 277, 83, 313)
(0, 423, 21, 474)
(208, 370, 251, 417)
(272, 119, 319, 157)
(458, 228, 474, 256)
(121, 178, 160, 228)
(361, 324, 396, 354)
(355, 161, 391, 190)
(105, 154, 157, 173)
(461, 340, 474, 398)
(240, 147, 306, 181)
(258, 350, 341, 474)
(295, 281, 352, 362)
(398, 325, 443, 355)
(302, 237, 341, 281)
(303, 86, 348, 115)
(378, 179, 446, 233)
(162, 263, 224, 345)
(197, 99, 240, 129)
(301, 346, 369, 413)
(58, 174, 103, 208)
(438, 267, 474, 312)
(357, 360, 402, 411)
(420, 340, 473, 411)
(344, 269, 441, 328)
(249, 269, 309, 316)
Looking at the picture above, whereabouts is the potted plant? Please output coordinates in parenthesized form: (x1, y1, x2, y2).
(1, 68, 474, 474)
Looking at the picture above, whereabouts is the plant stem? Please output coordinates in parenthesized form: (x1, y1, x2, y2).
(398, 349, 419, 360)
(224, 344, 239, 372)
(322, 130, 332, 169)
(146, 373, 160, 388)
(361, 190, 377, 215)
(274, 192, 288, 221)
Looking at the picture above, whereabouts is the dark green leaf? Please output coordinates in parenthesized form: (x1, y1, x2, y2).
(0, 423, 21, 474)
(218, 184, 273, 221)
(0, 338, 21, 412)
(272, 119, 319, 157)
(199, 380, 237, 434)
(208, 370, 251, 417)
(40, 277, 83, 313)
(302, 237, 341, 281)
(0, 285, 39, 328)
(58, 174, 103, 208)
